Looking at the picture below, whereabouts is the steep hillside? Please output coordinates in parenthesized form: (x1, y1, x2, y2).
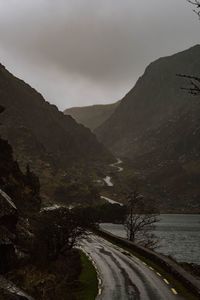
(64, 101, 120, 131)
(0, 106, 41, 214)
(0, 64, 113, 201)
(95, 45, 200, 212)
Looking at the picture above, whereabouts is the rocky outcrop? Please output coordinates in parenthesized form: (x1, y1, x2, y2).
(0, 136, 41, 215)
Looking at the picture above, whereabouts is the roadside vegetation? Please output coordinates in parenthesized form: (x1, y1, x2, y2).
(124, 188, 160, 249)
(6, 249, 98, 300)
(5, 204, 99, 299)
(76, 250, 98, 300)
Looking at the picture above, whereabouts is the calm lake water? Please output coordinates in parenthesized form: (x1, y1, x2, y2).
(100, 214, 200, 264)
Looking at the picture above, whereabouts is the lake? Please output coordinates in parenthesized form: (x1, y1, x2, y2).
(100, 214, 200, 264)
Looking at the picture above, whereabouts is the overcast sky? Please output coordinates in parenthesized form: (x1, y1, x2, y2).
(0, 0, 199, 110)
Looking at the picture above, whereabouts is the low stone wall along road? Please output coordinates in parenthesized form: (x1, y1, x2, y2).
(82, 235, 184, 300)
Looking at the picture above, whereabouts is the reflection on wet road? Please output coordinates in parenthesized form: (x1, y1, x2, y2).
(82, 235, 185, 300)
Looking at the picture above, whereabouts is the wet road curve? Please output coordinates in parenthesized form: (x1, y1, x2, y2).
(82, 235, 185, 300)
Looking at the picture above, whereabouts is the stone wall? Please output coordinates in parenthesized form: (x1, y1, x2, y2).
(96, 229, 200, 298)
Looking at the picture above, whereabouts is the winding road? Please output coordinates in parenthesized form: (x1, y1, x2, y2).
(82, 235, 185, 300)
(103, 158, 124, 188)
(110, 158, 124, 172)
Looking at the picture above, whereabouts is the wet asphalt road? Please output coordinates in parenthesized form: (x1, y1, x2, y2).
(82, 235, 185, 300)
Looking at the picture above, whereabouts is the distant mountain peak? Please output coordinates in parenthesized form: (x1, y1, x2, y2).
(64, 100, 121, 131)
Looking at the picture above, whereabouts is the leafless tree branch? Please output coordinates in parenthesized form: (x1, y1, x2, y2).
(187, 0, 200, 18)
(124, 189, 160, 250)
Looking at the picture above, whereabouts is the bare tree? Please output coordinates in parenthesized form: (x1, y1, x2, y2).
(176, 1, 200, 96)
(187, 0, 200, 18)
(33, 207, 97, 261)
(124, 189, 160, 250)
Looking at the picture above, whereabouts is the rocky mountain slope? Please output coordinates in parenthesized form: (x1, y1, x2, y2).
(0, 105, 41, 214)
(95, 45, 200, 212)
(0, 64, 113, 201)
(64, 101, 120, 131)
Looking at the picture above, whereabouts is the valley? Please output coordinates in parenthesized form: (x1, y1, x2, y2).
(0, 17, 200, 299)
(66, 46, 200, 213)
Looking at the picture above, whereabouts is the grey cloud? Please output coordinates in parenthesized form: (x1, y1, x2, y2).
(0, 0, 199, 109)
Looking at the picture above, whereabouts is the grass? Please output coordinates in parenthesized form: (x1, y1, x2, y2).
(76, 250, 98, 300)
(96, 232, 199, 300)
(6, 249, 88, 300)
(7, 250, 98, 300)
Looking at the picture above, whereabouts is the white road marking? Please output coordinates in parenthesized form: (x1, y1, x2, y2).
(171, 288, 178, 295)
(82, 237, 186, 300)
(98, 288, 102, 295)
(163, 278, 170, 285)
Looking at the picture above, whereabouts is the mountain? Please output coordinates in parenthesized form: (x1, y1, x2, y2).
(64, 101, 120, 131)
(0, 64, 113, 201)
(95, 45, 200, 212)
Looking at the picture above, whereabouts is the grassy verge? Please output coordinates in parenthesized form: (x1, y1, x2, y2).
(6, 249, 98, 300)
(96, 231, 199, 300)
(76, 250, 98, 300)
